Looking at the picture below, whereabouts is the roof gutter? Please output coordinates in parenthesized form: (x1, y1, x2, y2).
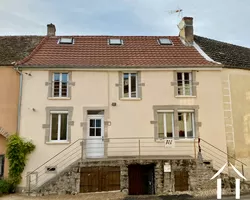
(13, 65, 23, 134)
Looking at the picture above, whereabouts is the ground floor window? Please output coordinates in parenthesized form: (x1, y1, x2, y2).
(0, 155, 4, 177)
(157, 110, 195, 139)
(50, 111, 68, 142)
(157, 111, 174, 138)
(178, 111, 195, 138)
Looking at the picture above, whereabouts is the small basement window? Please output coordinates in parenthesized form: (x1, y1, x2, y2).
(109, 39, 123, 45)
(46, 166, 57, 172)
(158, 38, 172, 45)
(58, 38, 74, 44)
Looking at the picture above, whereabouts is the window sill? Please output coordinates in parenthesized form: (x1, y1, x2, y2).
(155, 138, 195, 142)
(48, 97, 71, 100)
(175, 138, 195, 142)
(46, 141, 70, 145)
(120, 98, 142, 101)
(175, 95, 196, 98)
(155, 138, 174, 142)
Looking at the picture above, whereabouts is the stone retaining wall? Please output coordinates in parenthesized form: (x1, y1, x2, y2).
(33, 158, 222, 196)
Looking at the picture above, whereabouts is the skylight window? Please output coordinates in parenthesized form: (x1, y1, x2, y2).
(58, 38, 74, 44)
(158, 38, 172, 45)
(108, 39, 123, 45)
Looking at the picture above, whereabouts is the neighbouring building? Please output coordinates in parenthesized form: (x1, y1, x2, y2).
(16, 18, 231, 195)
(0, 36, 43, 179)
(195, 35, 250, 179)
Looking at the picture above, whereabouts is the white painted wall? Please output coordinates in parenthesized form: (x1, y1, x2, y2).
(19, 69, 227, 187)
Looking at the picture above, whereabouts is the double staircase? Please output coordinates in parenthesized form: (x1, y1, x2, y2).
(25, 137, 248, 196)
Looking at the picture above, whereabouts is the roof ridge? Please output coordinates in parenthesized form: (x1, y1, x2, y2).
(17, 36, 48, 65)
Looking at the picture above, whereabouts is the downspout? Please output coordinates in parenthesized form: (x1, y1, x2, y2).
(14, 65, 23, 134)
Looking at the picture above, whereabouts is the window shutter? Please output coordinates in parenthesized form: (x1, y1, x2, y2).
(46, 71, 53, 98)
(118, 72, 123, 99)
(172, 71, 178, 96)
(192, 71, 198, 96)
(68, 72, 75, 98)
(137, 72, 143, 99)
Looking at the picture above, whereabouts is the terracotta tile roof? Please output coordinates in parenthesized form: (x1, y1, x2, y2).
(0, 36, 44, 65)
(19, 36, 220, 68)
(194, 35, 250, 69)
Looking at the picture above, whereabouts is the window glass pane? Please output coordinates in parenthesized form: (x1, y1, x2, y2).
(60, 114, 67, 140)
(90, 119, 95, 127)
(178, 87, 183, 95)
(62, 73, 68, 82)
(96, 119, 101, 128)
(54, 73, 60, 81)
(51, 114, 58, 140)
(157, 113, 164, 138)
(90, 128, 95, 136)
(186, 113, 194, 138)
(184, 80, 191, 95)
(123, 73, 129, 98)
(177, 72, 182, 81)
(166, 113, 173, 137)
(178, 113, 185, 138)
(96, 128, 101, 136)
(131, 73, 137, 98)
(184, 73, 190, 80)
(177, 73, 183, 95)
(61, 73, 68, 97)
(53, 81, 60, 97)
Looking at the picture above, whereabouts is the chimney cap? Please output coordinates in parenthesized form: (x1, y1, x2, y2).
(182, 17, 193, 20)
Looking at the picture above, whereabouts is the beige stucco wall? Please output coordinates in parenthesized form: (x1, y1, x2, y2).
(19, 69, 227, 187)
(0, 66, 19, 178)
(222, 68, 250, 179)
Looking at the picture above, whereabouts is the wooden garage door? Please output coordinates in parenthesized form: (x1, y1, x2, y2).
(80, 166, 120, 193)
(174, 171, 189, 191)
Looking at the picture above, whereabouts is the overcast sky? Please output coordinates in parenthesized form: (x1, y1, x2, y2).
(1, 0, 250, 47)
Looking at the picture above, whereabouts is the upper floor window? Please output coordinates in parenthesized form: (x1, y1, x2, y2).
(123, 73, 138, 98)
(177, 72, 192, 96)
(52, 73, 68, 97)
(157, 111, 174, 139)
(50, 111, 68, 142)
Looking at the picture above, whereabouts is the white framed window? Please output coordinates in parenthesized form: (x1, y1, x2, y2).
(50, 111, 68, 142)
(157, 110, 174, 139)
(177, 72, 192, 96)
(123, 73, 138, 98)
(52, 73, 69, 97)
(178, 110, 195, 138)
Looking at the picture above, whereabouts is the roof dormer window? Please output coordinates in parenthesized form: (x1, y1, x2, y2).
(108, 39, 123, 45)
(158, 38, 172, 45)
(58, 38, 74, 44)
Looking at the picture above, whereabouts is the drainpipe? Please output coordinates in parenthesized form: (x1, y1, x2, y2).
(14, 65, 23, 134)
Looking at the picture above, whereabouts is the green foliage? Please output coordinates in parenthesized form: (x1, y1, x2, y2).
(6, 135, 35, 186)
(0, 179, 12, 195)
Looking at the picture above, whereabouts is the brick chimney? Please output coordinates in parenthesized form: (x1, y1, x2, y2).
(47, 23, 56, 36)
(178, 17, 193, 45)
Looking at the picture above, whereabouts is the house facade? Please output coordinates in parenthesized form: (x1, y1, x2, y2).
(16, 18, 230, 194)
(0, 36, 43, 179)
(195, 35, 250, 179)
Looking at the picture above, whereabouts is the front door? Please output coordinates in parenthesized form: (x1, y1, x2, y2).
(86, 115, 104, 158)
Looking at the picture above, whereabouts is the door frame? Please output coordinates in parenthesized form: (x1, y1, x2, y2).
(86, 114, 105, 158)
(82, 107, 109, 159)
